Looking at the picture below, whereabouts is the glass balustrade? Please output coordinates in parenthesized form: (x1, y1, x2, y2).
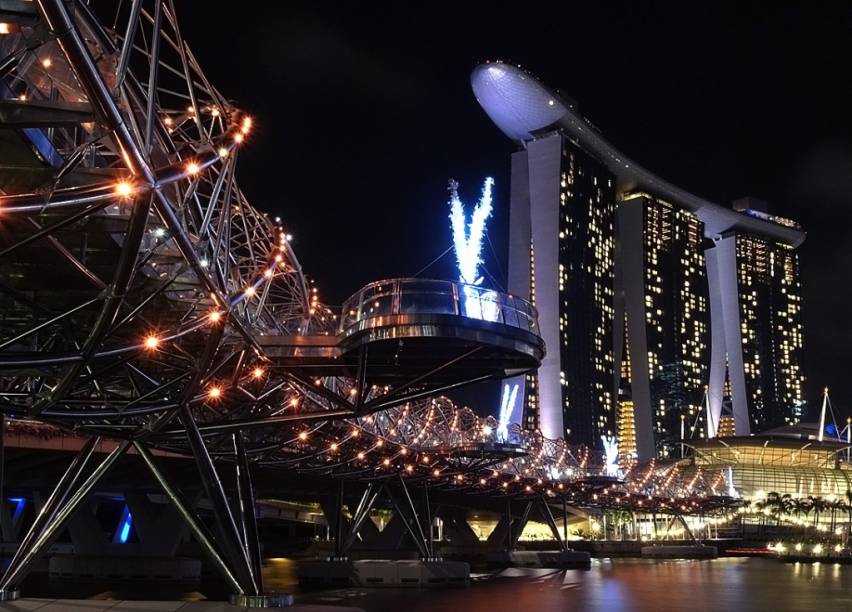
(339, 278, 539, 335)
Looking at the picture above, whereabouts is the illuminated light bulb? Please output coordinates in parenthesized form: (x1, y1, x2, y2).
(200, 259, 209, 268)
(263, 269, 273, 279)
(0, 23, 10, 34)
(41, 58, 52, 68)
(285, 234, 293, 242)
(422, 456, 430, 464)
(163, 116, 173, 126)
(208, 386, 222, 399)
(185, 161, 200, 175)
(234, 132, 244, 143)
(357, 452, 365, 460)
(290, 398, 299, 407)
(211, 107, 220, 117)
(351, 429, 359, 437)
(349, 388, 357, 397)
(274, 254, 283, 263)
(154, 228, 165, 238)
(383, 458, 391, 466)
(187, 105, 195, 113)
(376, 440, 384, 447)
(433, 469, 440, 477)
(115, 181, 134, 197)
(18, 94, 26, 101)
(244, 286, 256, 298)
(330, 443, 338, 452)
(252, 367, 264, 379)
(298, 431, 308, 441)
(143, 335, 159, 350)
(241, 116, 252, 133)
(479, 478, 486, 485)
(208, 311, 222, 323)
(218, 147, 229, 158)
(405, 465, 413, 473)
(400, 448, 408, 456)
(502, 482, 508, 488)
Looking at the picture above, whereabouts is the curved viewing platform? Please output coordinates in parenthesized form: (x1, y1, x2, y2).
(340, 277, 538, 336)
(257, 278, 544, 404)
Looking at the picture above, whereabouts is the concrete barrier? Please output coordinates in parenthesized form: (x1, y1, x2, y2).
(48, 555, 201, 582)
(298, 559, 470, 588)
(486, 550, 591, 569)
(641, 545, 718, 559)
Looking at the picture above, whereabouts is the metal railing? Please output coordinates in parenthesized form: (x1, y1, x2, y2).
(339, 278, 539, 335)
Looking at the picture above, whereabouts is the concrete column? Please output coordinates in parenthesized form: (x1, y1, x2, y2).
(125, 491, 192, 557)
(615, 196, 656, 459)
(706, 236, 751, 435)
(67, 499, 107, 556)
(526, 134, 565, 439)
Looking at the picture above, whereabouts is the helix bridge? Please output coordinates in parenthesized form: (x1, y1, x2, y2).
(0, 0, 737, 601)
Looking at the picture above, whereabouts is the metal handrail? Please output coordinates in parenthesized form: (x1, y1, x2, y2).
(339, 278, 539, 335)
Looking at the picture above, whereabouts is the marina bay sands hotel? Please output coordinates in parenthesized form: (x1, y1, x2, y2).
(472, 62, 807, 460)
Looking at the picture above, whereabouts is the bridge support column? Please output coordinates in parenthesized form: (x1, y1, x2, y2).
(67, 499, 108, 556)
(0, 438, 127, 599)
(233, 433, 263, 587)
(436, 507, 479, 546)
(341, 483, 381, 556)
(385, 478, 430, 559)
(508, 500, 533, 552)
(538, 496, 567, 552)
(125, 491, 192, 557)
(133, 442, 242, 595)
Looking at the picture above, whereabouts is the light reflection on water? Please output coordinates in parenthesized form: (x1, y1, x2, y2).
(296, 558, 852, 612)
(19, 557, 852, 611)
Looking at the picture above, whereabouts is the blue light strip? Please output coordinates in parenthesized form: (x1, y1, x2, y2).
(117, 505, 132, 544)
(8, 497, 25, 524)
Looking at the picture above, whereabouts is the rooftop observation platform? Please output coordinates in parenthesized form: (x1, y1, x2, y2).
(471, 61, 805, 247)
(257, 278, 544, 413)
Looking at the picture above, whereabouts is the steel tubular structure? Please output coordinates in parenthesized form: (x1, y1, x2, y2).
(0, 0, 738, 598)
(0, 0, 315, 597)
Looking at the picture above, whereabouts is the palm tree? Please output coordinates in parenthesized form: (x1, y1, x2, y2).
(792, 497, 813, 536)
(844, 490, 852, 544)
(780, 494, 794, 526)
(766, 492, 784, 529)
(811, 496, 827, 529)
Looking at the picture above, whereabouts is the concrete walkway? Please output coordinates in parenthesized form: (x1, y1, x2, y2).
(0, 600, 363, 612)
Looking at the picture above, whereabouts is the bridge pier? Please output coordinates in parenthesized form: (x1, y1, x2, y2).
(0, 438, 126, 600)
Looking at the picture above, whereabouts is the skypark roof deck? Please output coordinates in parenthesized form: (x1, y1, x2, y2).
(471, 61, 805, 247)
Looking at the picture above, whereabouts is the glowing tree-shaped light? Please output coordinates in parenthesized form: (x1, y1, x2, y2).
(602, 435, 620, 478)
(449, 177, 499, 321)
(496, 382, 519, 442)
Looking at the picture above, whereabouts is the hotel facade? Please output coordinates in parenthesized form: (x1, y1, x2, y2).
(472, 62, 807, 459)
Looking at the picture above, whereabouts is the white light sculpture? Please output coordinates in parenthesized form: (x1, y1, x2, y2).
(601, 435, 619, 478)
(448, 178, 499, 322)
(496, 382, 519, 442)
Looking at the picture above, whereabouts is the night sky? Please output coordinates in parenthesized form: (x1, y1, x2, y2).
(183, 2, 852, 420)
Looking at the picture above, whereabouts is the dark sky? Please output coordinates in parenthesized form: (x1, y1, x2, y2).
(183, 2, 852, 420)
